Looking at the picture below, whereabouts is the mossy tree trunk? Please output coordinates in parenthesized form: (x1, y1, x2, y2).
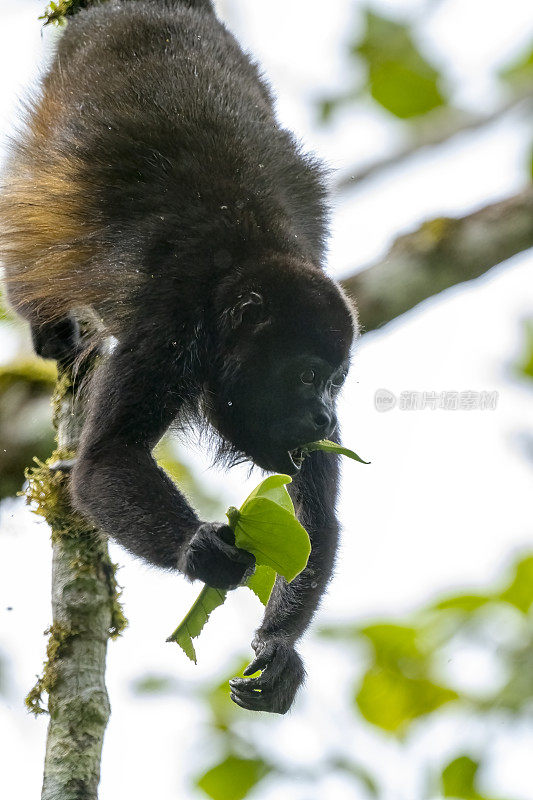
(26, 364, 126, 800)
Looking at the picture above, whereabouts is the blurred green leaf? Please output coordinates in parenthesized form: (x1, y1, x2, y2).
(131, 674, 178, 695)
(203, 656, 251, 726)
(155, 437, 224, 519)
(441, 755, 480, 798)
(0, 360, 56, 500)
(360, 623, 425, 667)
(433, 594, 492, 613)
(499, 555, 533, 613)
(355, 10, 446, 119)
(316, 622, 361, 640)
(356, 666, 458, 733)
(515, 320, 533, 380)
(196, 755, 270, 800)
(500, 44, 533, 88)
(489, 643, 533, 712)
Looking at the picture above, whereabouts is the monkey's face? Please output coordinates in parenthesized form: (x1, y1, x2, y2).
(207, 300, 354, 474)
(208, 345, 350, 474)
(208, 263, 357, 472)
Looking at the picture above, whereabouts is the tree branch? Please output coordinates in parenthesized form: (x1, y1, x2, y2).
(335, 91, 533, 192)
(25, 360, 126, 800)
(341, 186, 533, 333)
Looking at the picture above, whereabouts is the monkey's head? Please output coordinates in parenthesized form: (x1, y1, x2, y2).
(207, 256, 357, 474)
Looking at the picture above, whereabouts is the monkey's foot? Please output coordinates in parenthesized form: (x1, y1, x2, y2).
(229, 637, 305, 713)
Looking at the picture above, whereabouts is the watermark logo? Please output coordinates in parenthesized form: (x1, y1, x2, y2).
(374, 390, 498, 412)
(374, 389, 397, 412)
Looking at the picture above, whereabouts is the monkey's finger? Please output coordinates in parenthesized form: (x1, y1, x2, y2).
(229, 676, 263, 693)
(244, 652, 289, 681)
(242, 653, 270, 675)
(216, 524, 236, 546)
(219, 539, 254, 565)
(230, 673, 276, 693)
(230, 691, 269, 712)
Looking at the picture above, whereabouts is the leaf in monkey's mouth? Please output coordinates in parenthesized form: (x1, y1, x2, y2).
(299, 439, 370, 465)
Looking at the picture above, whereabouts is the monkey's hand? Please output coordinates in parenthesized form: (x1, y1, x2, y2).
(229, 636, 305, 713)
(179, 522, 255, 590)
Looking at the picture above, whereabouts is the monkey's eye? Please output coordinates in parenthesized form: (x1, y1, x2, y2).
(331, 372, 347, 388)
(300, 369, 315, 385)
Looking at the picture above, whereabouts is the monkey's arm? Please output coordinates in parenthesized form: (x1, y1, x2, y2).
(71, 325, 253, 588)
(230, 449, 340, 713)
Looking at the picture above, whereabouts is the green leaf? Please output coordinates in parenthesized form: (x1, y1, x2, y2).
(132, 674, 177, 695)
(356, 666, 458, 733)
(245, 564, 276, 606)
(356, 10, 446, 119)
(360, 623, 426, 668)
(168, 473, 310, 660)
(231, 496, 310, 583)
(500, 45, 533, 87)
(316, 622, 361, 640)
(303, 439, 370, 464)
(166, 585, 227, 662)
(196, 755, 270, 800)
(441, 755, 480, 798)
(499, 555, 533, 613)
(155, 437, 224, 519)
(433, 594, 492, 613)
(239, 473, 295, 514)
(515, 320, 533, 380)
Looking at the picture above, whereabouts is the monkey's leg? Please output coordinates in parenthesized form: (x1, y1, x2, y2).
(70, 328, 253, 585)
(31, 315, 81, 365)
(230, 444, 341, 713)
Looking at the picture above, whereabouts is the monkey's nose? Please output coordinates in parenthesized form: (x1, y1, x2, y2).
(310, 408, 335, 439)
(313, 410, 331, 431)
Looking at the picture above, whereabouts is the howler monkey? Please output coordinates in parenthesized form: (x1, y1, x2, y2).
(0, 0, 357, 713)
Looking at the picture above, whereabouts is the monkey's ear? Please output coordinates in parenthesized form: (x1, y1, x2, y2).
(229, 291, 266, 328)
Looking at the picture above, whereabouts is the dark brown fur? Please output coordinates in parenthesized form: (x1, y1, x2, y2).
(1, 0, 357, 714)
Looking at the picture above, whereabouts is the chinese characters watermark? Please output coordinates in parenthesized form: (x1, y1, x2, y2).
(374, 389, 499, 412)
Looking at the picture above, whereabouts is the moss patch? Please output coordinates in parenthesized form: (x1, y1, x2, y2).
(25, 622, 73, 715)
(24, 449, 127, 714)
(40, 1, 101, 26)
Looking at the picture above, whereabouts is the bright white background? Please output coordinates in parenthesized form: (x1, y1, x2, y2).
(1, 1, 533, 798)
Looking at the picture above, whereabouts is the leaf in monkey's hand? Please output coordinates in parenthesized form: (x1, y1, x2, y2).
(166, 585, 227, 663)
(228, 475, 311, 584)
(303, 439, 370, 464)
(238, 473, 296, 514)
(232, 499, 310, 582)
(168, 473, 310, 661)
(245, 564, 277, 606)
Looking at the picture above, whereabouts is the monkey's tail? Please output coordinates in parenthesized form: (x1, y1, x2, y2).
(42, 0, 214, 23)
